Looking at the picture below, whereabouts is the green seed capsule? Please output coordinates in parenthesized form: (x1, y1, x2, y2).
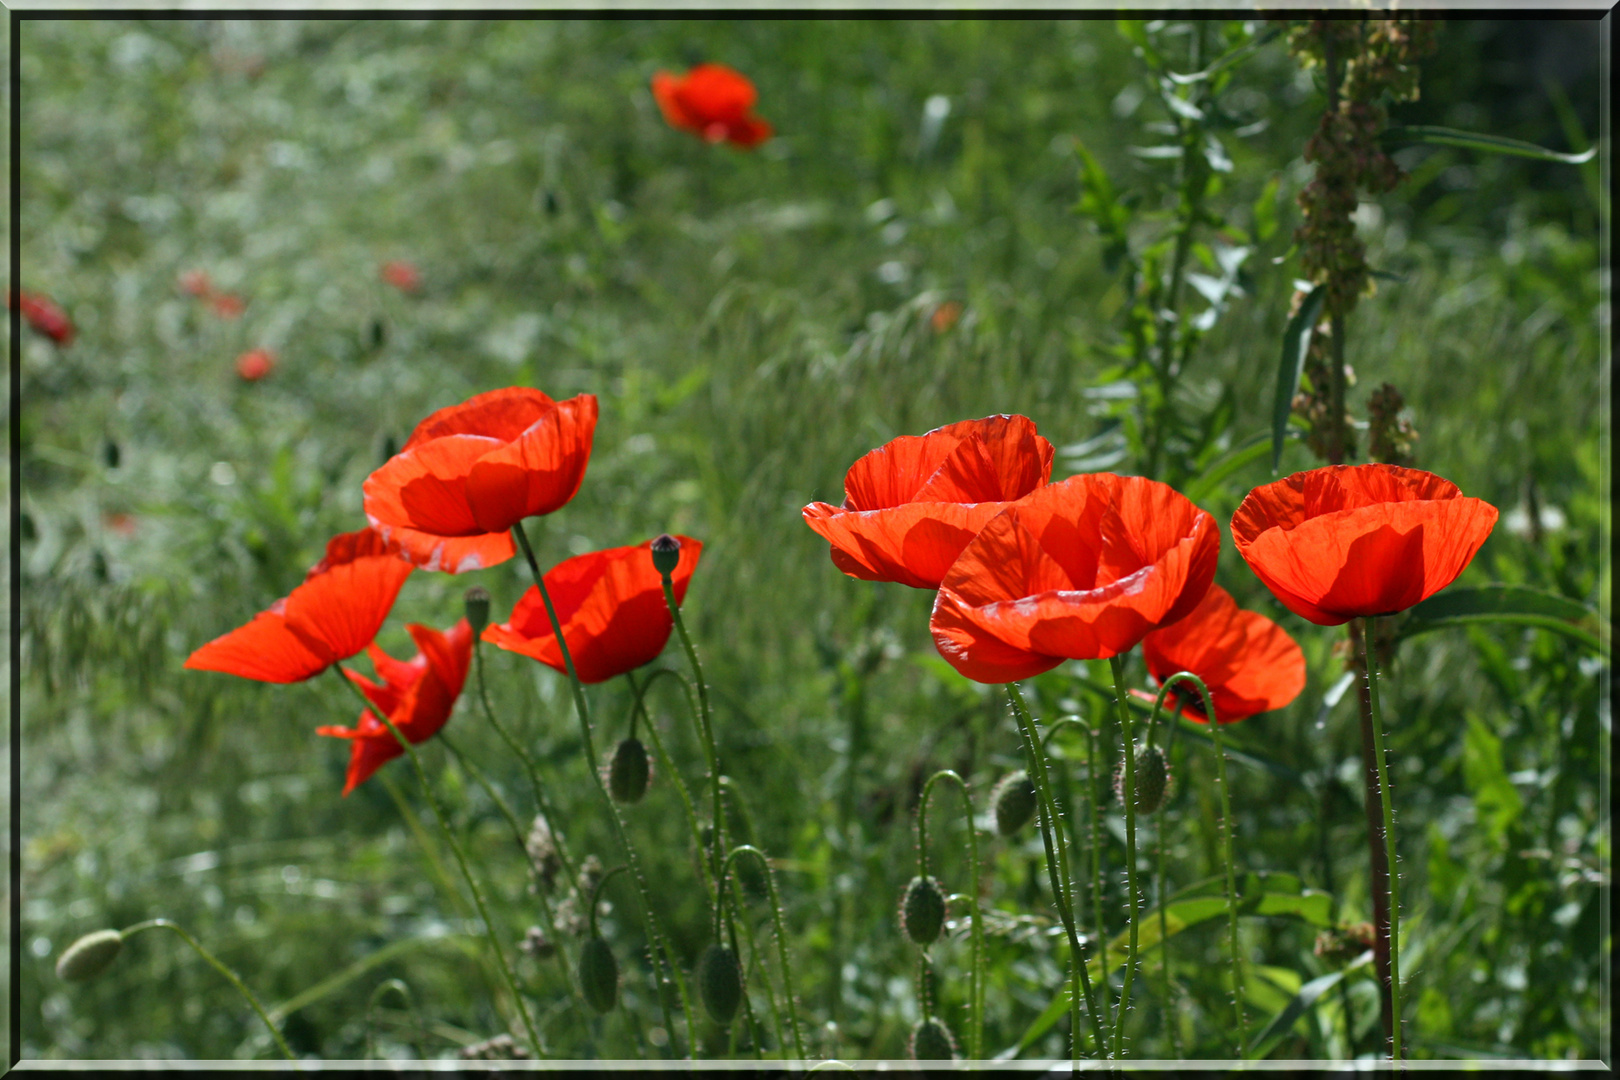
(608, 738, 650, 804)
(697, 943, 744, 1025)
(578, 937, 619, 1014)
(991, 769, 1038, 836)
(650, 534, 681, 577)
(463, 587, 492, 637)
(56, 929, 124, 983)
(900, 875, 947, 946)
(909, 1016, 958, 1060)
(1115, 744, 1172, 815)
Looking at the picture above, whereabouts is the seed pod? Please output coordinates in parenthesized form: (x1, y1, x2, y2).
(991, 770, 1038, 836)
(607, 737, 650, 803)
(102, 439, 121, 470)
(1115, 744, 1172, 815)
(578, 937, 618, 1014)
(56, 929, 124, 983)
(463, 587, 492, 637)
(900, 875, 947, 946)
(697, 943, 743, 1025)
(909, 1016, 958, 1060)
(650, 534, 681, 577)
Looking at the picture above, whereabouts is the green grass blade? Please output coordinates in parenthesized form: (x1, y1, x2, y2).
(1397, 584, 1611, 655)
(1272, 284, 1326, 474)
(1382, 124, 1596, 165)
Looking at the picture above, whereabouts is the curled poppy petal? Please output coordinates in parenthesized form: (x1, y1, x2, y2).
(1142, 584, 1306, 723)
(1231, 464, 1499, 626)
(186, 528, 414, 683)
(803, 414, 1055, 590)
(930, 473, 1218, 683)
(651, 64, 772, 150)
(484, 536, 702, 685)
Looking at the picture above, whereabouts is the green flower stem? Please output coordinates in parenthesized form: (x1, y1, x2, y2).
(1006, 682, 1109, 1059)
(1106, 654, 1143, 1053)
(511, 521, 696, 1056)
(736, 899, 786, 1057)
(1146, 669, 1243, 1055)
(473, 640, 577, 885)
(626, 668, 715, 903)
(1085, 720, 1113, 1039)
(656, 570, 725, 913)
(365, 978, 426, 1061)
(1154, 823, 1181, 1057)
(723, 845, 807, 1060)
(120, 919, 296, 1062)
(918, 769, 984, 1060)
(588, 865, 632, 938)
(1355, 618, 1402, 1060)
(330, 669, 542, 1057)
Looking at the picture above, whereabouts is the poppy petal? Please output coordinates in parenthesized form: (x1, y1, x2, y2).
(679, 63, 757, 123)
(652, 71, 701, 132)
(281, 553, 415, 666)
(364, 434, 505, 538)
(403, 387, 558, 450)
(382, 524, 516, 574)
(463, 394, 598, 534)
(184, 609, 330, 683)
(803, 500, 1009, 590)
(1143, 584, 1305, 722)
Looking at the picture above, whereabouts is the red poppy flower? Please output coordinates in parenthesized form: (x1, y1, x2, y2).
(363, 387, 598, 574)
(184, 528, 414, 683)
(1139, 584, 1305, 723)
(802, 415, 1055, 590)
(178, 270, 214, 298)
(381, 260, 421, 294)
(8, 290, 75, 345)
(930, 301, 962, 334)
(1231, 464, 1499, 626)
(210, 293, 245, 319)
(315, 618, 474, 796)
(930, 473, 1219, 683)
(652, 64, 773, 148)
(235, 348, 275, 381)
(483, 536, 703, 685)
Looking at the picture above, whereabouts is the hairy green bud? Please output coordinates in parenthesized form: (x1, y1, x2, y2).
(909, 1016, 958, 1060)
(697, 943, 744, 1025)
(900, 875, 947, 946)
(1116, 744, 1172, 815)
(56, 929, 123, 983)
(578, 937, 619, 1014)
(991, 769, 1038, 836)
(607, 737, 650, 804)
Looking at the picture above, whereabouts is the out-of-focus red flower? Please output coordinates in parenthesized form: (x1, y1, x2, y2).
(930, 473, 1219, 683)
(363, 387, 597, 574)
(8, 290, 75, 345)
(235, 348, 275, 381)
(381, 260, 421, 294)
(1231, 464, 1499, 626)
(484, 536, 702, 684)
(103, 512, 137, 538)
(316, 618, 474, 796)
(651, 64, 773, 148)
(178, 270, 214, 298)
(1139, 584, 1305, 723)
(210, 293, 245, 319)
(930, 301, 962, 334)
(185, 528, 414, 683)
(803, 415, 1054, 590)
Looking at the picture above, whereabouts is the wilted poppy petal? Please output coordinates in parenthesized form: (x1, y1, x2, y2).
(1142, 584, 1305, 722)
(365, 434, 505, 538)
(463, 394, 598, 533)
(403, 387, 558, 450)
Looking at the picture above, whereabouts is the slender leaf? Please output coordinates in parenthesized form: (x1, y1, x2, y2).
(1165, 24, 1282, 85)
(1382, 124, 1596, 165)
(1397, 584, 1611, 655)
(1186, 429, 1281, 504)
(1248, 952, 1372, 1059)
(1272, 284, 1326, 474)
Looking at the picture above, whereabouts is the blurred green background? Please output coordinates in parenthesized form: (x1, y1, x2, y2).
(9, 18, 1608, 1062)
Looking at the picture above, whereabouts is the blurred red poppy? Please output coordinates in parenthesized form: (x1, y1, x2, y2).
(184, 528, 414, 683)
(930, 301, 962, 334)
(235, 348, 275, 381)
(1231, 464, 1498, 626)
(1140, 584, 1305, 723)
(178, 270, 214, 297)
(652, 64, 773, 148)
(8, 290, 75, 345)
(316, 618, 474, 796)
(104, 512, 137, 537)
(381, 260, 421, 294)
(803, 415, 1054, 590)
(210, 293, 245, 319)
(930, 473, 1219, 683)
(364, 387, 597, 573)
(484, 536, 702, 684)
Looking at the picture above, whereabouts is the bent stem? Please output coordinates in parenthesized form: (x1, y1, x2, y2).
(121, 919, 297, 1063)
(919, 769, 984, 1060)
(364, 978, 426, 1061)
(656, 567, 726, 911)
(512, 521, 696, 1056)
(1353, 618, 1402, 1060)
(330, 669, 542, 1057)
(626, 668, 715, 903)
(1106, 654, 1142, 1054)
(1006, 682, 1108, 1059)
(723, 845, 808, 1060)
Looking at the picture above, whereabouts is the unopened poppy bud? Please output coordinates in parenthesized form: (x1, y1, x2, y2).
(991, 770, 1037, 836)
(1115, 744, 1172, 815)
(697, 943, 743, 1025)
(464, 587, 492, 636)
(607, 737, 650, 803)
(102, 439, 120, 470)
(909, 1016, 958, 1060)
(56, 929, 123, 982)
(578, 937, 619, 1013)
(900, 875, 947, 945)
(650, 534, 681, 577)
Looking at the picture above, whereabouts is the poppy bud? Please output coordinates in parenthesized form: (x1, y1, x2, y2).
(697, 943, 744, 1025)
(464, 587, 491, 637)
(991, 770, 1037, 836)
(1115, 744, 1172, 815)
(900, 875, 947, 945)
(55, 929, 123, 982)
(650, 534, 681, 577)
(102, 439, 120, 470)
(909, 1016, 958, 1060)
(578, 937, 619, 1013)
(607, 737, 650, 804)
